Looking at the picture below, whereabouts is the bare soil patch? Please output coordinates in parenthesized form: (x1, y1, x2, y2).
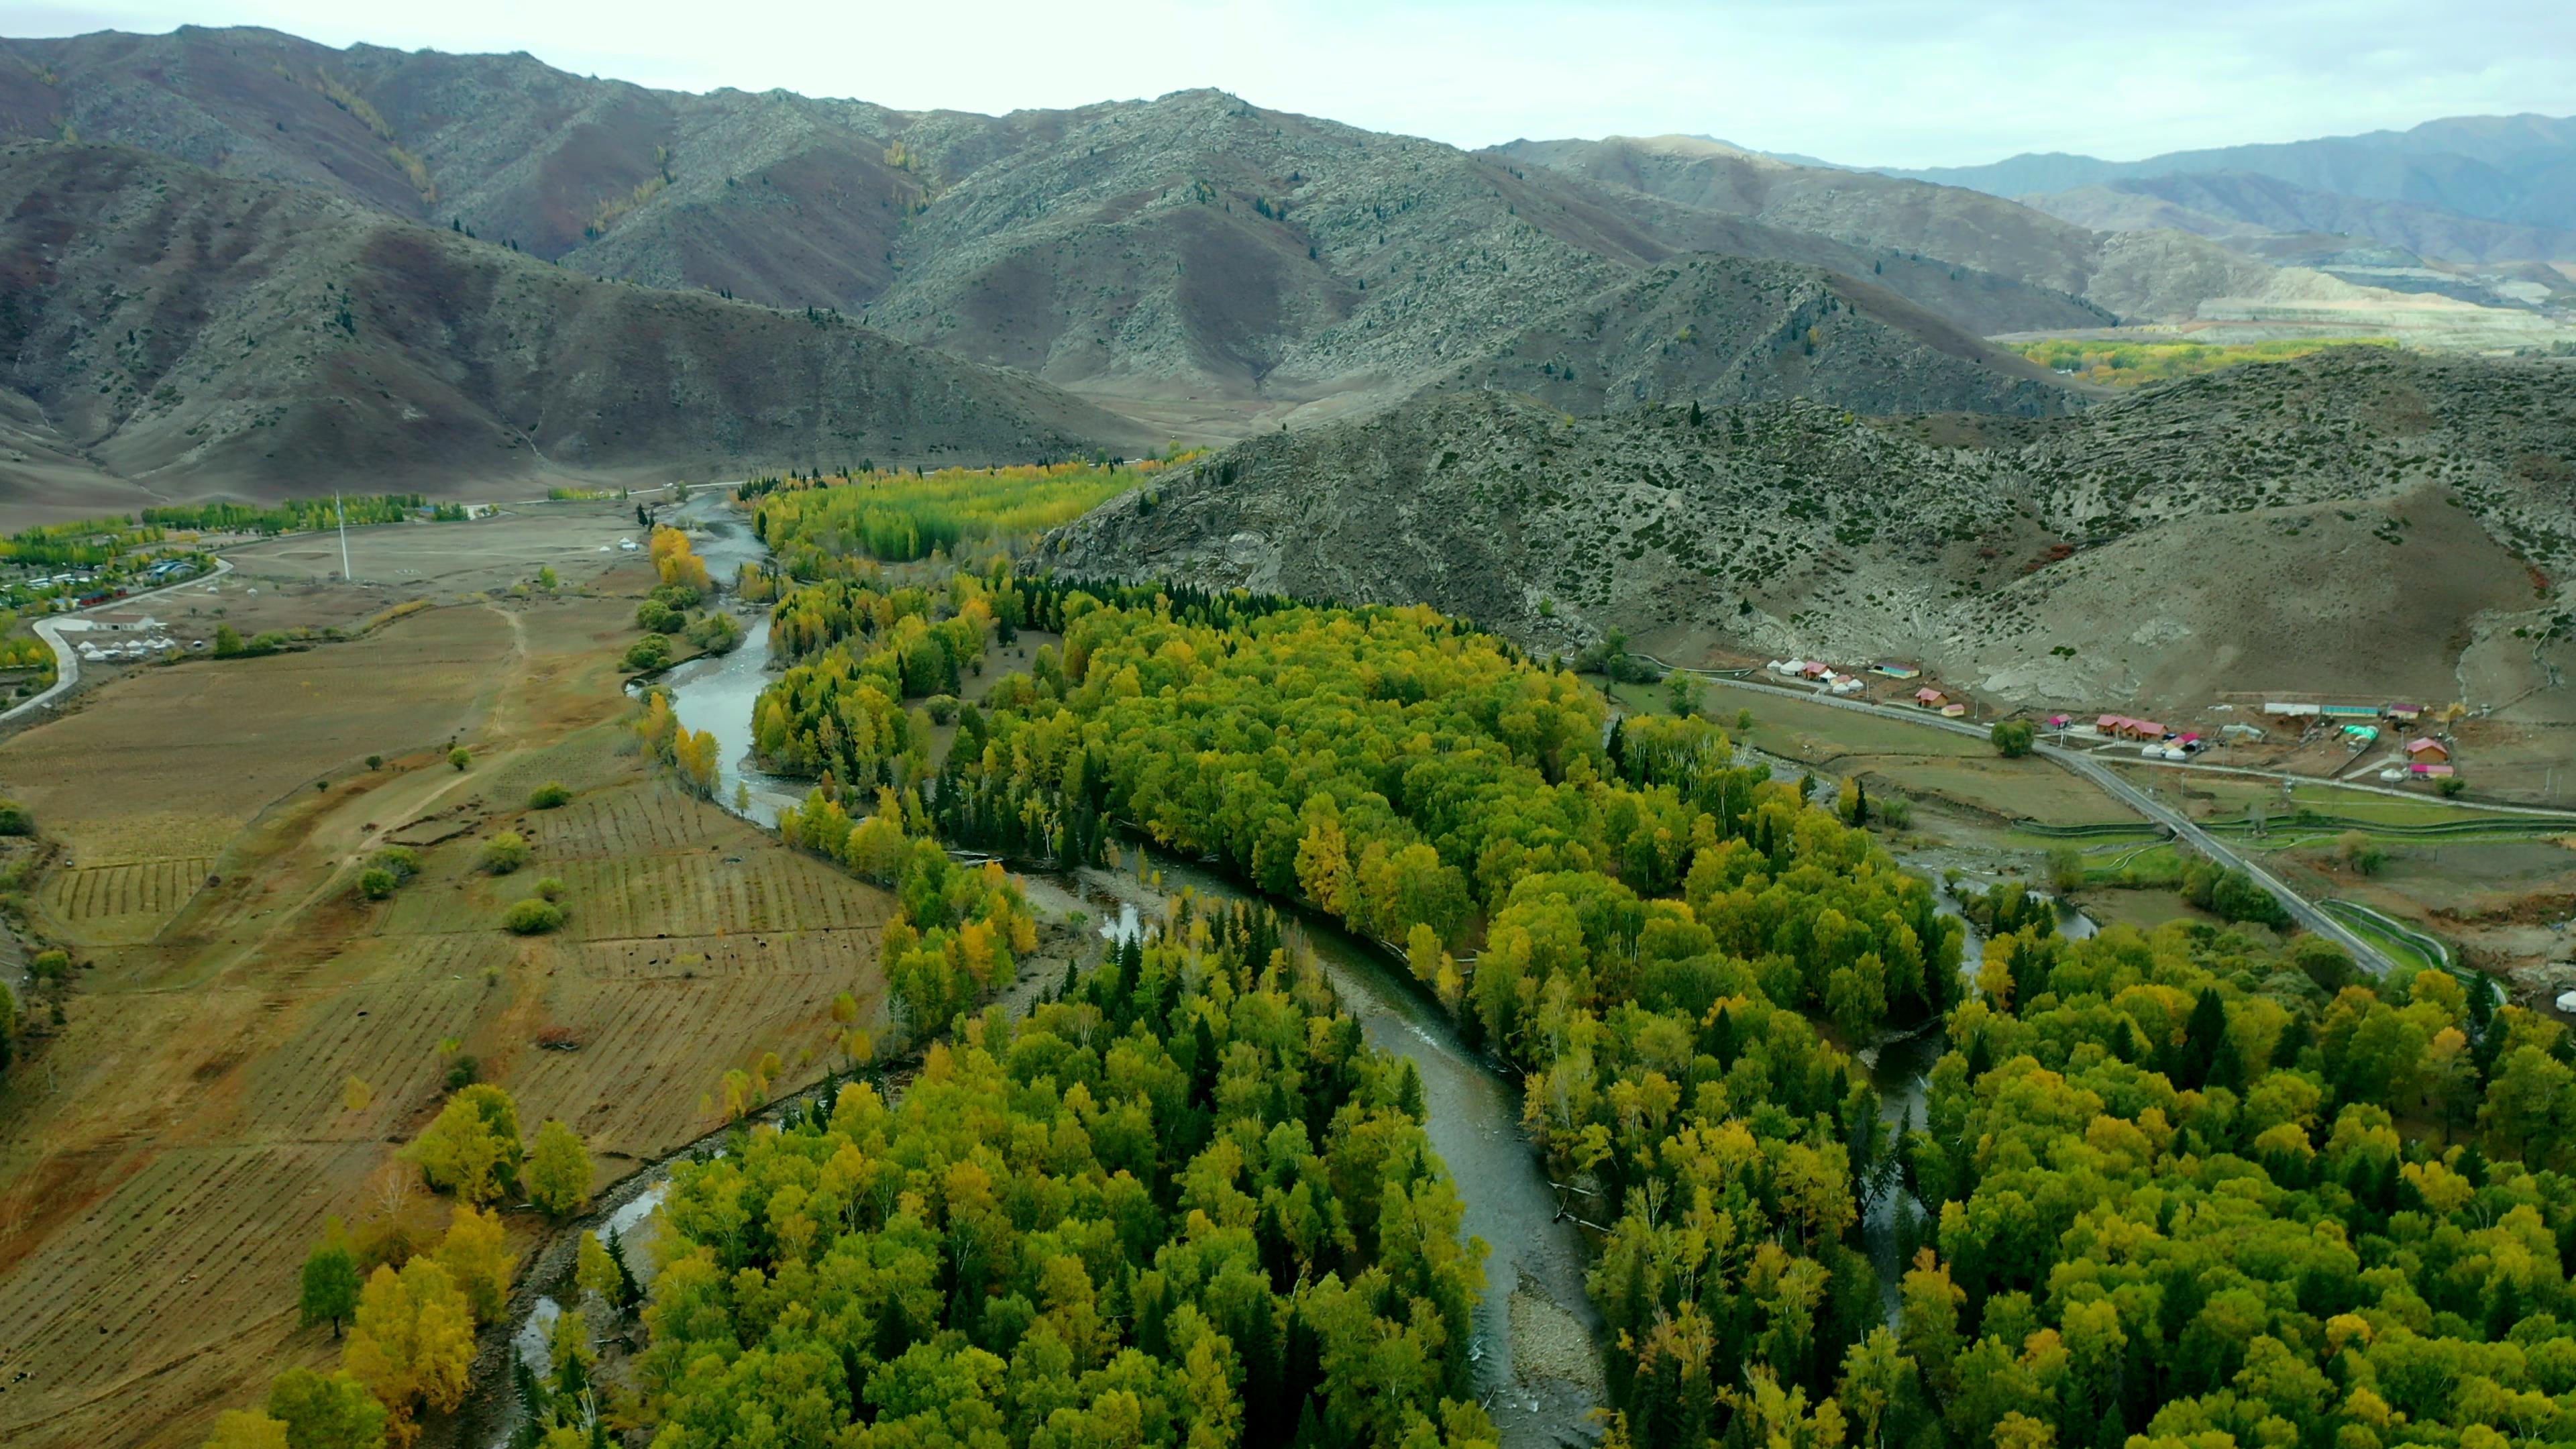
(0, 593, 892, 1449)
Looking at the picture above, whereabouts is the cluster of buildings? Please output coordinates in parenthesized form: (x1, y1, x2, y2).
(73, 630, 181, 663)
(1765, 658, 1951, 706)
(1766, 657, 1870, 696)
(2037, 713, 2208, 759)
(11, 557, 199, 612)
(2262, 699, 2457, 780)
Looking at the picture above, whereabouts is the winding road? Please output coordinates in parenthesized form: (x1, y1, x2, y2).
(1668, 666, 2407, 975)
(0, 558, 233, 728)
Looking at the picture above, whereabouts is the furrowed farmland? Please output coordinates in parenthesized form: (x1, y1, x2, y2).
(0, 547, 895, 1449)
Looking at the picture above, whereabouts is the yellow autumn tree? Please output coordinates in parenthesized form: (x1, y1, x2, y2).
(650, 525, 712, 593)
(201, 1410, 290, 1449)
(526, 1118, 592, 1218)
(343, 1258, 474, 1442)
(1293, 803, 1352, 914)
(433, 1201, 515, 1324)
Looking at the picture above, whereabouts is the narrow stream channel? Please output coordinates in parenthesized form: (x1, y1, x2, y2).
(592, 496, 1608, 1448)
(573, 500, 2102, 1446)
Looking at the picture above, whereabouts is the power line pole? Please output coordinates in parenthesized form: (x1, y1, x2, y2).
(336, 490, 353, 582)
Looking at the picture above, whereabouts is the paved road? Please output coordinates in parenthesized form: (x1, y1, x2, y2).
(1668, 666, 2404, 976)
(0, 558, 233, 727)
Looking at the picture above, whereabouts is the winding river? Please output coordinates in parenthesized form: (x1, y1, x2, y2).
(559, 496, 2091, 1447)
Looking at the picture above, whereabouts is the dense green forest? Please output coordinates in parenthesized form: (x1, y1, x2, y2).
(638, 900, 1496, 1449)
(203, 484, 2576, 1449)
(746, 462, 1171, 572)
(737, 461, 2576, 1448)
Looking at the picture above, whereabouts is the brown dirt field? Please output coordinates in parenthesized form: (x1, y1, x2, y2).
(0, 589, 893, 1449)
(65, 501, 660, 661)
(1846, 756, 2125, 827)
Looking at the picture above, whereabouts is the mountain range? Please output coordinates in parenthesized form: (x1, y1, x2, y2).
(1874, 113, 2576, 260)
(1, 24, 2571, 507)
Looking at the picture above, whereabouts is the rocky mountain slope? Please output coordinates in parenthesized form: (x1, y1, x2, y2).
(2021, 171, 2576, 264)
(0, 142, 1149, 501)
(1489, 132, 2576, 343)
(1489, 133, 2273, 320)
(1036, 350, 2576, 713)
(0, 27, 2130, 425)
(1884, 113, 2576, 231)
(1429, 254, 2080, 417)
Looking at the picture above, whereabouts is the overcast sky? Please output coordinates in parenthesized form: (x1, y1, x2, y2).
(3, 0, 2569, 167)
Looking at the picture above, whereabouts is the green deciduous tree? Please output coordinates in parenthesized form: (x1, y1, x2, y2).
(264, 1367, 387, 1449)
(299, 1236, 362, 1337)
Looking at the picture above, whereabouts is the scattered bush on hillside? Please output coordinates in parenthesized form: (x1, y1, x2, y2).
(502, 898, 564, 934)
(528, 782, 570, 809)
(480, 832, 529, 875)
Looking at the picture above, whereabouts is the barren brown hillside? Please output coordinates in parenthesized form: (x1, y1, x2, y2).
(0, 142, 1150, 501)
(1037, 349, 2576, 714)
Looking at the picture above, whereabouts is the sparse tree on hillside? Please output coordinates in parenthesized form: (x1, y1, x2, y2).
(433, 1201, 515, 1325)
(299, 1236, 362, 1337)
(342, 1258, 475, 1435)
(447, 746, 472, 771)
(405, 1083, 523, 1203)
(526, 1119, 592, 1218)
(264, 1367, 387, 1449)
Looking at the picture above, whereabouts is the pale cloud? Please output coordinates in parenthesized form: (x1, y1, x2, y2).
(2, 0, 2568, 166)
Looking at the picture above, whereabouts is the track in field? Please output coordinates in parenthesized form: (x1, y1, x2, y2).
(38, 857, 214, 942)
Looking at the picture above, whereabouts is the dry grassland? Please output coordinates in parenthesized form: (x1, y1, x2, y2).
(0, 576, 891, 1448)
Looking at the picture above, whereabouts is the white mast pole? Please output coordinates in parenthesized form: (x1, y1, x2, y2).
(337, 491, 353, 581)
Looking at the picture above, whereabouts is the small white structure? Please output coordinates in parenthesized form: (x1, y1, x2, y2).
(2557, 989, 2576, 1014)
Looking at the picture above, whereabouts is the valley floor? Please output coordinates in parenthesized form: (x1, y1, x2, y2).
(0, 515, 895, 1449)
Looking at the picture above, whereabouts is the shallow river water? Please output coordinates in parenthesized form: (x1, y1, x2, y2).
(565, 500, 2106, 1448)
(597, 497, 1609, 1447)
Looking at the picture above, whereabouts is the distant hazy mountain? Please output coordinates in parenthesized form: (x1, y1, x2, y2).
(1880, 113, 2576, 231)
(1490, 134, 2278, 321)
(2021, 171, 2576, 264)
